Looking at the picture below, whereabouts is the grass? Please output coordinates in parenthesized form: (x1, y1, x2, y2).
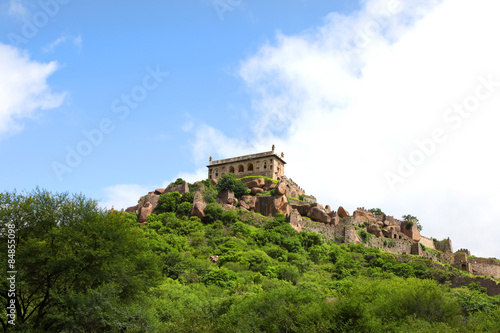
(238, 176, 279, 184)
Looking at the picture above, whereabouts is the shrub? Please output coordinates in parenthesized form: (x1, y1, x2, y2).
(369, 208, 384, 216)
(156, 191, 181, 213)
(217, 173, 248, 198)
(176, 202, 193, 218)
(203, 203, 223, 224)
(202, 268, 239, 289)
(181, 192, 195, 203)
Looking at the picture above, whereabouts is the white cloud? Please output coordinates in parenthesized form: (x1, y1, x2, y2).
(99, 184, 151, 210)
(0, 43, 65, 138)
(8, 0, 27, 17)
(189, 0, 500, 257)
(42, 34, 83, 53)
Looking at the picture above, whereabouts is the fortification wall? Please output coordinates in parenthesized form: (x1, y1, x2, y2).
(470, 258, 500, 278)
(419, 236, 435, 250)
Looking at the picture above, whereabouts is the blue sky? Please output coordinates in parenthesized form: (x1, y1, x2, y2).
(1, 0, 500, 258)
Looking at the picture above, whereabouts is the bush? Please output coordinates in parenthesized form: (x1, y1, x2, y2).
(202, 268, 239, 289)
(156, 191, 181, 213)
(204, 203, 223, 224)
(181, 192, 195, 203)
(217, 173, 248, 198)
(176, 202, 193, 218)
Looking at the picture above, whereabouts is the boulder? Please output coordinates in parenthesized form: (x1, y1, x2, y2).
(125, 205, 138, 214)
(137, 192, 160, 214)
(353, 209, 377, 224)
(325, 205, 332, 214)
(218, 189, 235, 204)
(166, 182, 189, 195)
(191, 201, 207, 220)
(239, 200, 250, 211)
(209, 255, 219, 263)
(367, 224, 383, 237)
(337, 206, 349, 218)
(251, 187, 264, 195)
(243, 178, 265, 189)
(241, 195, 257, 211)
(211, 178, 218, 186)
(138, 202, 153, 223)
(307, 207, 331, 223)
(155, 188, 166, 195)
(254, 195, 290, 217)
(289, 208, 303, 226)
(263, 180, 277, 191)
(275, 182, 287, 196)
(290, 202, 312, 216)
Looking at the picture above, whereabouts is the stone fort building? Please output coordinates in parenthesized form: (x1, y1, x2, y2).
(207, 145, 286, 181)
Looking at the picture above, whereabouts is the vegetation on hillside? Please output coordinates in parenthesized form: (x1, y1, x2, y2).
(1, 188, 499, 332)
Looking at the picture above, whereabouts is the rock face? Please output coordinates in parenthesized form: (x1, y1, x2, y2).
(254, 195, 290, 217)
(243, 178, 265, 189)
(307, 207, 330, 223)
(290, 202, 312, 216)
(275, 182, 287, 196)
(138, 202, 153, 223)
(191, 202, 206, 219)
(125, 205, 138, 214)
(367, 224, 383, 237)
(251, 187, 264, 195)
(166, 182, 189, 195)
(240, 195, 257, 211)
(218, 189, 235, 204)
(190, 190, 207, 219)
(155, 188, 166, 195)
(337, 206, 349, 218)
(353, 209, 376, 224)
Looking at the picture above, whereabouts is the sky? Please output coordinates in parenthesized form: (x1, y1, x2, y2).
(1, 0, 499, 258)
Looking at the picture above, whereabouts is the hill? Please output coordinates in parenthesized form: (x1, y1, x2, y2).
(1, 179, 499, 332)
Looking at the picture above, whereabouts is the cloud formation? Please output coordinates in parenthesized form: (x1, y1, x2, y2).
(0, 43, 65, 138)
(236, 0, 500, 257)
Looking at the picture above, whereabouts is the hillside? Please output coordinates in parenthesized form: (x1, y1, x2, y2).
(1, 178, 500, 332)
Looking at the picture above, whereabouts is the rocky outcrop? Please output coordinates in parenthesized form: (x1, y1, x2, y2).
(353, 209, 376, 224)
(337, 206, 349, 218)
(251, 187, 264, 195)
(275, 182, 287, 196)
(243, 178, 265, 189)
(155, 188, 166, 195)
(290, 201, 311, 216)
(166, 182, 189, 195)
(307, 207, 331, 223)
(138, 202, 153, 224)
(218, 189, 235, 205)
(191, 202, 206, 219)
(190, 190, 207, 219)
(254, 195, 290, 217)
(240, 195, 257, 211)
(367, 224, 383, 237)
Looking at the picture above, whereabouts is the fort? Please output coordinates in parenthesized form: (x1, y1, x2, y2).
(128, 147, 500, 294)
(207, 145, 286, 181)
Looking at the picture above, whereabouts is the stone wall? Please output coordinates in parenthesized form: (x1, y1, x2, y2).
(470, 258, 500, 278)
(419, 236, 435, 250)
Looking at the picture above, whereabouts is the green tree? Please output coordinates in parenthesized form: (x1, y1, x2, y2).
(0, 189, 161, 331)
(156, 191, 182, 213)
(402, 214, 423, 232)
(217, 173, 248, 198)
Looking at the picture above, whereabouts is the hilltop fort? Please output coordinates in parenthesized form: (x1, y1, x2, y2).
(126, 146, 500, 294)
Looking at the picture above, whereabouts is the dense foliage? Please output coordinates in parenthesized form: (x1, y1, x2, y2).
(1, 188, 499, 332)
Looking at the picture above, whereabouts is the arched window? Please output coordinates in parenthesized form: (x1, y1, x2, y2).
(238, 165, 244, 173)
(215, 169, 219, 177)
(247, 163, 254, 171)
(229, 166, 235, 173)
(263, 162, 267, 170)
